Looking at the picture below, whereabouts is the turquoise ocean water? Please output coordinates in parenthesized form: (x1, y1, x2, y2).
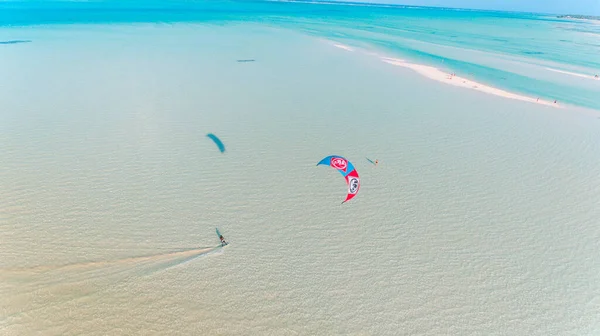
(1, 0, 599, 109)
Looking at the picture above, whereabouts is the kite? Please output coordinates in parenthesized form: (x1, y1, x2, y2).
(207, 133, 225, 153)
(317, 155, 360, 203)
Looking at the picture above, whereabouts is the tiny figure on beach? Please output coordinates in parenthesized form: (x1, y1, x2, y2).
(537, 98, 539, 102)
(554, 100, 557, 104)
(375, 159, 379, 166)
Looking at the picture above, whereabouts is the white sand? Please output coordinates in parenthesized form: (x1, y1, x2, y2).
(382, 57, 560, 107)
(329, 42, 562, 108)
(332, 43, 354, 51)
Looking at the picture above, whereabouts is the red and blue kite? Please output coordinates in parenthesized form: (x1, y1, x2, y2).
(317, 155, 360, 203)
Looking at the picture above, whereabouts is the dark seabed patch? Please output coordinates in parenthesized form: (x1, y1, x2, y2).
(522, 51, 544, 55)
(237, 59, 256, 62)
(0, 40, 32, 45)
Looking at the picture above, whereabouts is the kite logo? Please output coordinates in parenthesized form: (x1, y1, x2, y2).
(348, 177, 359, 194)
(330, 157, 348, 172)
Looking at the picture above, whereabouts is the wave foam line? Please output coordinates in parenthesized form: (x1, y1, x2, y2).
(546, 67, 600, 80)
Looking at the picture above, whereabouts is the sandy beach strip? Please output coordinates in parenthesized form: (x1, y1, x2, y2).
(381, 57, 560, 107)
(329, 41, 561, 108)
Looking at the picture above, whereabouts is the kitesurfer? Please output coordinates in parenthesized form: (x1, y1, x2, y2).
(216, 228, 228, 246)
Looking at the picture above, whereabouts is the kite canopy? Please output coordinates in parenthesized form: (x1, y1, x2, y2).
(317, 155, 360, 203)
(207, 133, 225, 153)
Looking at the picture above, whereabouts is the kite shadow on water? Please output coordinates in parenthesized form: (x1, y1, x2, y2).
(207, 133, 225, 153)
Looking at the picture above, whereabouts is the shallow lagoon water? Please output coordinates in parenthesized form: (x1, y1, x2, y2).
(1, 19, 600, 336)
